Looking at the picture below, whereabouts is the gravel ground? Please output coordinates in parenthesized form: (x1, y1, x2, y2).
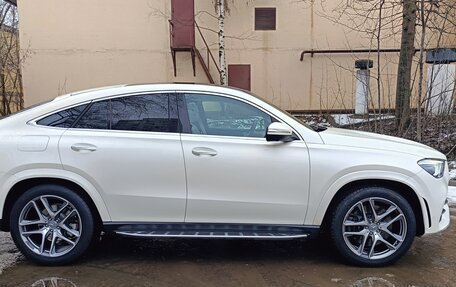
(0, 232, 21, 275)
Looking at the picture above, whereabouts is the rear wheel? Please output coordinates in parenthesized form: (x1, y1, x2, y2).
(330, 187, 416, 266)
(10, 184, 94, 265)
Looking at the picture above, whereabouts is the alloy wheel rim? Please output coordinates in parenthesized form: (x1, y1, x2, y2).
(18, 195, 82, 257)
(342, 197, 407, 260)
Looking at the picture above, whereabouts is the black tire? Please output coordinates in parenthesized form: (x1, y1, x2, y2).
(10, 184, 94, 265)
(330, 186, 416, 267)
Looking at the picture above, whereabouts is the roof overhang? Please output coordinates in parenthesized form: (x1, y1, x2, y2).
(5, 0, 17, 6)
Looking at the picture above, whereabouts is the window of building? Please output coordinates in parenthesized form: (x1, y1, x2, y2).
(184, 94, 273, 138)
(254, 8, 276, 31)
(37, 104, 88, 128)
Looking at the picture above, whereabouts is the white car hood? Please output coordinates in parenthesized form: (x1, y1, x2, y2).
(319, 128, 445, 159)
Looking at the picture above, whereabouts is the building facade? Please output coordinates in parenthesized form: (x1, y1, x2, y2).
(15, 0, 456, 111)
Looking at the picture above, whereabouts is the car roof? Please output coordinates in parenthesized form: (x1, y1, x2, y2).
(66, 83, 249, 100)
(3, 83, 322, 143)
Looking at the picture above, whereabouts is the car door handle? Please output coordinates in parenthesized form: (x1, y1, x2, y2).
(192, 147, 217, 157)
(71, 143, 97, 152)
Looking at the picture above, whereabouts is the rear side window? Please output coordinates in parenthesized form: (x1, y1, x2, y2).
(36, 104, 88, 128)
(72, 94, 180, 133)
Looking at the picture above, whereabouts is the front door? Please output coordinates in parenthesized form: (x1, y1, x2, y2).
(59, 93, 187, 223)
(179, 93, 310, 225)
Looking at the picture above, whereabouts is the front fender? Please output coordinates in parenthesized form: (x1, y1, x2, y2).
(306, 170, 428, 228)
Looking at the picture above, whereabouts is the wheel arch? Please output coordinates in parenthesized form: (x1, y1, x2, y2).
(1, 177, 105, 232)
(320, 179, 426, 236)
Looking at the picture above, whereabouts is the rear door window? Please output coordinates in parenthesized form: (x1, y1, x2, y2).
(73, 101, 109, 130)
(72, 94, 180, 133)
(111, 94, 179, 132)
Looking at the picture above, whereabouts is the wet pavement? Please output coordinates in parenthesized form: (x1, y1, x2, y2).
(0, 207, 455, 287)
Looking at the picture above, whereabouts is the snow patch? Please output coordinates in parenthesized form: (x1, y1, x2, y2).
(448, 186, 456, 204)
(449, 169, 456, 180)
(331, 114, 395, 127)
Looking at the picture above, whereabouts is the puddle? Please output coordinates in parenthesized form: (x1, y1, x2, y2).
(350, 277, 395, 287)
(31, 277, 77, 287)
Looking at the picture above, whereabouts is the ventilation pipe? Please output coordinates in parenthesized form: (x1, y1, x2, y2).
(426, 49, 456, 115)
(355, 60, 373, 115)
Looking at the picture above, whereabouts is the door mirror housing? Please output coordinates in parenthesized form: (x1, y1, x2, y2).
(266, 122, 297, 142)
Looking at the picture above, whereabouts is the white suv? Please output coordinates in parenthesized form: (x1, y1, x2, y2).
(0, 84, 450, 266)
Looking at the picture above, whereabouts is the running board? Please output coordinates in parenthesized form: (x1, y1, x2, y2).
(105, 223, 319, 240)
(116, 230, 309, 239)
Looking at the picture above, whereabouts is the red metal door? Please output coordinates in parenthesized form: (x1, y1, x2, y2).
(228, 64, 251, 91)
(171, 0, 195, 48)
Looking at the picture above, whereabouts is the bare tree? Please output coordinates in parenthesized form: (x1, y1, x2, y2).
(0, 0, 23, 116)
(215, 0, 227, 85)
(305, 0, 456, 160)
(395, 0, 417, 132)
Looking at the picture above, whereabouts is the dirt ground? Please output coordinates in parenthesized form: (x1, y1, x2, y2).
(0, 207, 455, 287)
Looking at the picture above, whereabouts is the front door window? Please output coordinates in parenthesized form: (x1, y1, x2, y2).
(184, 94, 272, 138)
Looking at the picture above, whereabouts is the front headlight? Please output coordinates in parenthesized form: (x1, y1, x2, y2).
(418, 158, 446, 178)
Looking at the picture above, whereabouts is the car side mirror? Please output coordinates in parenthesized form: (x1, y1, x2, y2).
(266, 122, 297, 142)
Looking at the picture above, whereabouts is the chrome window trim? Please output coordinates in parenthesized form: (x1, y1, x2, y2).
(28, 90, 178, 133)
(27, 89, 305, 142)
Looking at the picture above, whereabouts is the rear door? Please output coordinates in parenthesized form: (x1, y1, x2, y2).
(58, 93, 187, 223)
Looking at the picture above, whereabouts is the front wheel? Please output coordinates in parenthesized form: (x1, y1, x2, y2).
(10, 184, 94, 265)
(330, 187, 416, 266)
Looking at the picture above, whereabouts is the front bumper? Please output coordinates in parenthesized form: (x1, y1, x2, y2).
(437, 203, 450, 232)
(409, 169, 450, 234)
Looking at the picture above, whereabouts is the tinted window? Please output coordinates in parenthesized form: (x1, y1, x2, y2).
(37, 104, 88, 128)
(184, 94, 272, 138)
(74, 101, 109, 130)
(111, 94, 178, 132)
(72, 94, 179, 133)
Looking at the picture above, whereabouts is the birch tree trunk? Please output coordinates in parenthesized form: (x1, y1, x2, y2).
(395, 0, 417, 133)
(217, 0, 227, 85)
(416, 0, 428, 141)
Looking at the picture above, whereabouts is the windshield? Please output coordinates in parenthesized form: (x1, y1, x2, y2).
(244, 90, 318, 130)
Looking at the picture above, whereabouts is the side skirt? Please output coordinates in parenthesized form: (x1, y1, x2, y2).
(103, 222, 320, 240)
